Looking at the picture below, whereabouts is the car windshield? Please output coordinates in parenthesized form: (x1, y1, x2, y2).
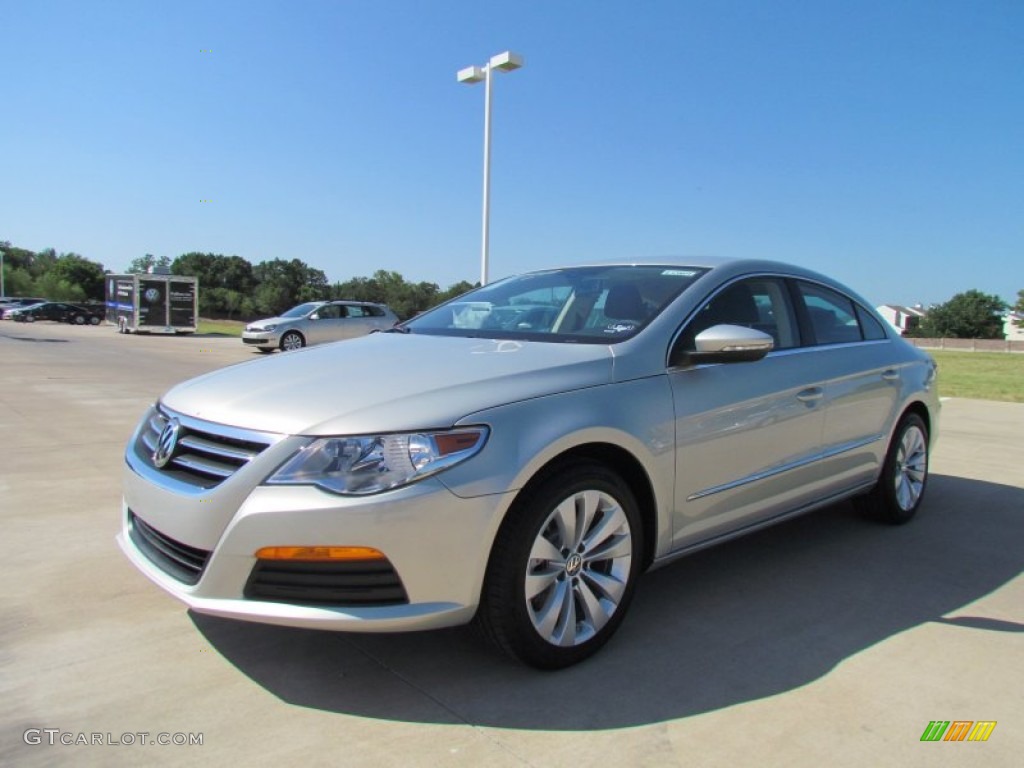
(404, 265, 706, 343)
(280, 302, 323, 319)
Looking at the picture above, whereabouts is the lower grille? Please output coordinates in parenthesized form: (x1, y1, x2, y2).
(244, 559, 408, 606)
(129, 511, 211, 586)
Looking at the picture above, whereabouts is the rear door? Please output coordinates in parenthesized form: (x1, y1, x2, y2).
(792, 280, 901, 494)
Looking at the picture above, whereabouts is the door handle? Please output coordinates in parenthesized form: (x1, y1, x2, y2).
(796, 387, 824, 403)
(881, 369, 900, 381)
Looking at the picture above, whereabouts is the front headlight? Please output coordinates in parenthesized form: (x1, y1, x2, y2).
(265, 427, 489, 495)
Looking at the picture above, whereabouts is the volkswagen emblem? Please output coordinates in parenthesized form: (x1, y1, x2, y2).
(153, 418, 181, 469)
(565, 553, 584, 578)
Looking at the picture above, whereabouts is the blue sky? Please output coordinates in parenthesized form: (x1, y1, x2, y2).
(2, 0, 1021, 306)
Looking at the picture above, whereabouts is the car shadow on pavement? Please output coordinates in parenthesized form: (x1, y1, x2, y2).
(191, 473, 1023, 730)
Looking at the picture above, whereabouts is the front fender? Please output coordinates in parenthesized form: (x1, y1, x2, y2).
(440, 376, 676, 551)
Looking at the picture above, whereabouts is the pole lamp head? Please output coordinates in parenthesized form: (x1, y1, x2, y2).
(489, 51, 524, 72)
(457, 66, 485, 84)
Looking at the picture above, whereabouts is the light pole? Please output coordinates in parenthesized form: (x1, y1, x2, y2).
(457, 50, 523, 285)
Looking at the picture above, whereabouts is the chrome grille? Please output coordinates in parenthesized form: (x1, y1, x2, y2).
(137, 407, 273, 489)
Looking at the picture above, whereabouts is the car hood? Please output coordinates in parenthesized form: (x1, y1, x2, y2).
(161, 333, 615, 435)
(247, 315, 300, 329)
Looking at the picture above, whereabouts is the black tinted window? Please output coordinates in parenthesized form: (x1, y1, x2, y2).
(679, 277, 799, 353)
(797, 282, 864, 345)
(855, 304, 888, 340)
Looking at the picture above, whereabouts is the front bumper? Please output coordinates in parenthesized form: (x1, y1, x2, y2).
(119, 464, 510, 632)
(241, 330, 282, 347)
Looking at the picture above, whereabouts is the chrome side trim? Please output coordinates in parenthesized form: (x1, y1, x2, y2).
(686, 433, 884, 501)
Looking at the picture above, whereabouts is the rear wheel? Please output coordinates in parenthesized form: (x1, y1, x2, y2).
(73, 314, 86, 325)
(476, 460, 643, 669)
(855, 413, 929, 524)
(88, 316, 100, 325)
(280, 331, 305, 351)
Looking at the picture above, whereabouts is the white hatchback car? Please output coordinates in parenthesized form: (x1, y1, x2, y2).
(120, 258, 939, 668)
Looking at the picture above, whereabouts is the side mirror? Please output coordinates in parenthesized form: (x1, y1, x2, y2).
(309, 313, 320, 321)
(673, 324, 774, 367)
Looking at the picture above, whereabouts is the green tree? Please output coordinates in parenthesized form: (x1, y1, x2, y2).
(3, 266, 35, 297)
(437, 280, 476, 304)
(172, 252, 257, 317)
(251, 258, 328, 315)
(1014, 289, 1024, 329)
(127, 254, 172, 273)
(919, 290, 1007, 339)
(34, 272, 88, 302)
(50, 253, 106, 300)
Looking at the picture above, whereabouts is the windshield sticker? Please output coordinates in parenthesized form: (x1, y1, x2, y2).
(662, 269, 697, 277)
(605, 323, 637, 334)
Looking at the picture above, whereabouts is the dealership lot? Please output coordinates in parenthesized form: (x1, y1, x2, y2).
(2, 322, 1021, 767)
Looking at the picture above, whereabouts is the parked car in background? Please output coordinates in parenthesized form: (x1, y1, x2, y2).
(120, 257, 939, 669)
(10, 301, 103, 325)
(242, 300, 399, 352)
(0, 297, 48, 319)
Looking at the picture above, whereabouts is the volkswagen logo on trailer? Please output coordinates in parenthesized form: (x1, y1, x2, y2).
(153, 418, 181, 469)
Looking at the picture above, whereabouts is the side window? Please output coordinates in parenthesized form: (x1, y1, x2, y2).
(679, 277, 799, 353)
(796, 282, 864, 344)
(346, 305, 367, 318)
(855, 304, 888, 340)
(317, 305, 342, 319)
(364, 305, 385, 317)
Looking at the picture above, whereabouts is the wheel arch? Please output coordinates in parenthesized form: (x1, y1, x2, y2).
(279, 329, 306, 349)
(504, 442, 658, 571)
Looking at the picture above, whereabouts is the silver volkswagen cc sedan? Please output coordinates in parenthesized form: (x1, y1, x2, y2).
(118, 258, 939, 669)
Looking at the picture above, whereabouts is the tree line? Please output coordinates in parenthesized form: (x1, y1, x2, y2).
(2, 239, 1020, 333)
(1, 241, 475, 321)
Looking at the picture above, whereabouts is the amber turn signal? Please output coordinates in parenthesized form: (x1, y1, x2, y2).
(254, 546, 386, 561)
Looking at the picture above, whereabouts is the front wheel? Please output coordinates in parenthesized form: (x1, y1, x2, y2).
(280, 331, 305, 351)
(476, 460, 644, 669)
(72, 314, 86, 325)
(855, 413, 929, 524)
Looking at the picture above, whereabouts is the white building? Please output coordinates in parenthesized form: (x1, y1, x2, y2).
(876, 304, 926, 336)
(1004, 312, 1024, 341)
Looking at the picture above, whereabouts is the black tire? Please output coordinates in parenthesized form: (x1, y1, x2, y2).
(280, 331, 305, 351)
(475, 460, 644, 669)
(256, 347, 274, 354)
(73, 314, 86, 325)
(89, 316, 100, 325)
(855, 413, 929, 525)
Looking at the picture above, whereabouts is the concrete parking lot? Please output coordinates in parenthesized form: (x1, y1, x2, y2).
(2, 321, 1021, 767)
